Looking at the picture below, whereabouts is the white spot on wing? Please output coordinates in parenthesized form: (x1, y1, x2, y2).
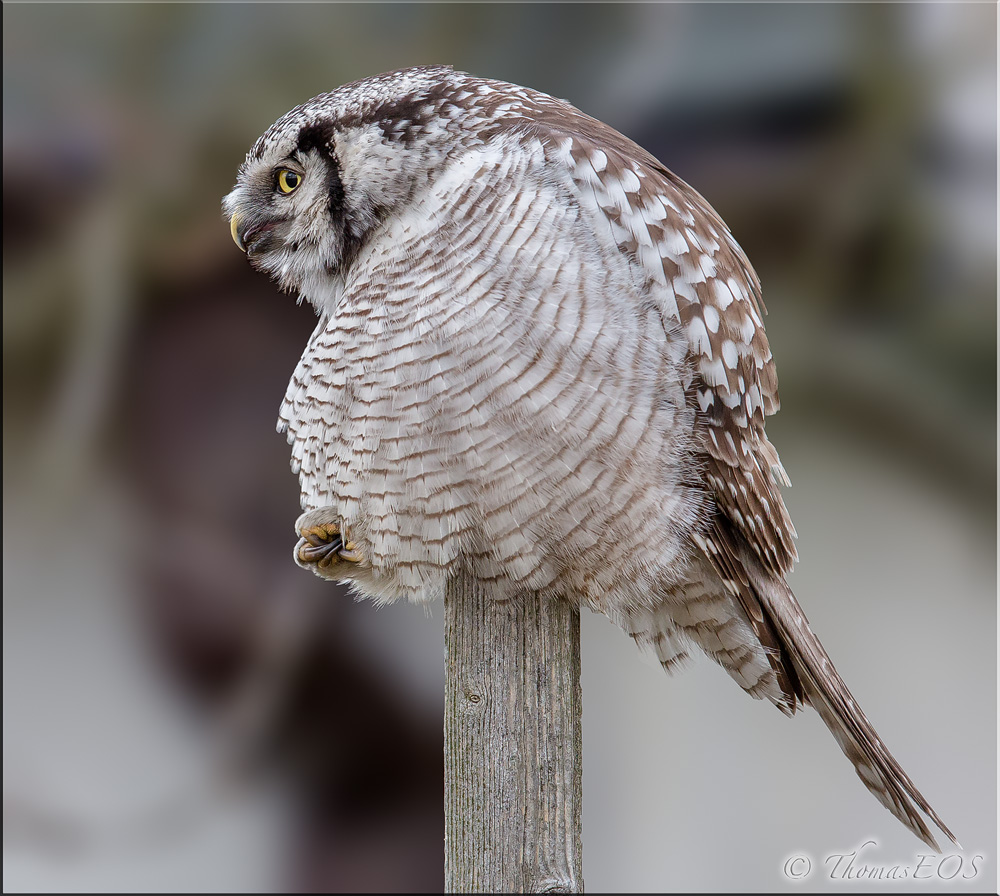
(714, 279, 734, 310)
(703, 305, 720, 333)
(701, 357, 727, 387)
(660, 228, 689, 258)
(620, 168, 641, 193)
(644, 196, 668, 222)
(687, 317, 712, 356)
(721, 340, 738, 368)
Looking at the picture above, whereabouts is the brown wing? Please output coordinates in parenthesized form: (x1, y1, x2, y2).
(520, 102, 803, 707)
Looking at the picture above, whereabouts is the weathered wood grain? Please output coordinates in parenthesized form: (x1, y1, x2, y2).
(444, 574, 583, 893)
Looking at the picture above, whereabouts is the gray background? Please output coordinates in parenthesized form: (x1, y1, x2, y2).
(4, 2, 995, 892)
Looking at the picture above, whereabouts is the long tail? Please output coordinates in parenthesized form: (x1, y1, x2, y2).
(749, 570, 957, 850)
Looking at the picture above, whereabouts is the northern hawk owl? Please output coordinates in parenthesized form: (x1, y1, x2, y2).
(223, 65, 954, 849)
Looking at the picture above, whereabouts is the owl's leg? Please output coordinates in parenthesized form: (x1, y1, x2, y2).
(294, 510, 364, 572)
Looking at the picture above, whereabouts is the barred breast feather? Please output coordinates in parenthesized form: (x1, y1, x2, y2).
(279, 134, 704, 612)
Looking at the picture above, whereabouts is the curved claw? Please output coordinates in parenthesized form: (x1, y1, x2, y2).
(338, 542, 364, 564)
(298, 540, 342, 563)
(297, 523, 342, 564)
(296, 521, 364, 569)
(301, 531, 329, 548)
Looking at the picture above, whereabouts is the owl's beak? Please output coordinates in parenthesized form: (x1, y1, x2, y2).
(230, 214, 246, 253)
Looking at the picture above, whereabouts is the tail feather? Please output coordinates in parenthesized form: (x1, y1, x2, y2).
(751, 572, 957, 850)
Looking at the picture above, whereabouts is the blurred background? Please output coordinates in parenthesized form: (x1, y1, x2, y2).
(3, 2, 995, 892)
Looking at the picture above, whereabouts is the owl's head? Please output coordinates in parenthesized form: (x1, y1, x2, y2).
(223, 65, 522, 306)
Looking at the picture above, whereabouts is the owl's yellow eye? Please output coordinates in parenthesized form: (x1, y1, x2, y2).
(277, 169, 302, 194)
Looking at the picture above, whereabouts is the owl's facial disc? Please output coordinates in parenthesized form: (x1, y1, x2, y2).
(223, 146, 341, 296)
(231, 164, 304, 254)
(225, 101, 444, 309)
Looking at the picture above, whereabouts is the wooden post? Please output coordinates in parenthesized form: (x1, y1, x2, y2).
(444, 573, 584, 893)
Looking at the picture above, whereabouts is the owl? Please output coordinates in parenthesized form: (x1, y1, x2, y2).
(223, 65, 954, 849)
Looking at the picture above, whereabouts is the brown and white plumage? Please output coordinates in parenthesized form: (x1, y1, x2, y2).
(223, 65, 954, 849)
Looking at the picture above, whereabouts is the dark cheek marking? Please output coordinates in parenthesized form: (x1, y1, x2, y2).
(326, 162, 347, 222)
(294, 121, 376, 270)
(320, 153, 366, 267)
(293, 120, 347, 231)
(296, 121, 336, 155)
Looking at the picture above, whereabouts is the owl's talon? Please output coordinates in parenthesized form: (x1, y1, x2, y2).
(338, 542, 364, 564)
(295, 521, 364, 569)
(296, 522, 342, 565)
(298, 541, 338, 563)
